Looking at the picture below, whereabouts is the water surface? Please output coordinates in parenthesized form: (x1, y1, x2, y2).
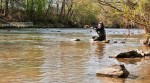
(0, 28, 149, 83)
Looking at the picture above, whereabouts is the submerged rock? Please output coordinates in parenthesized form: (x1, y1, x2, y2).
(96, 64, 129, 78)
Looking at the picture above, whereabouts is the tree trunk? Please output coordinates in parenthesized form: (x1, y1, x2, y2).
(56, 0, 59, 16)
(5, 0, 9, 17)
(30, 0, 34, 20)
(0, 0, 2, 10)
(10, 0, 14, 14)
(26, 0, 29, 13)
(0, 0, 3, 14)
(60, 0, 65, 19)
(66, 0, 73, 20)
(45, 0, 51, 18)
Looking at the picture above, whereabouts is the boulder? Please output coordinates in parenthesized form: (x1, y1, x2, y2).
(109, 49, 149, 58)
(116, 50, 144, 58)
(96, 64, 129, 78)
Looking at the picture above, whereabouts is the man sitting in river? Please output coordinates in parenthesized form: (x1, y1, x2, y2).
(84, 22, 106, 41)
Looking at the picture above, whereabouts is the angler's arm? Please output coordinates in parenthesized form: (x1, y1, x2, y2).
(84, 25, 96, 30)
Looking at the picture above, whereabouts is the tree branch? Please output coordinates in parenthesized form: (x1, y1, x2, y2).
(97, 0, 122, 12)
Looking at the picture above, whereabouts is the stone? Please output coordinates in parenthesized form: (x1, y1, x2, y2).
(110, 49, 150, 58)
(105, 40, 110, 43)
(114, 50, 146, 58)
(96, 64, 129, 78)
(51, 30, 61, 32)
(120, 41, 125, 43)
(113, 41, 117, 43)
(74, 39, 80, 41)
(144, 51, 150, 56)
(116, 50, 143, 58)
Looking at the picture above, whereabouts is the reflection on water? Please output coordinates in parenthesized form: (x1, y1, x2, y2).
(97, 76, 125, 83)
(116, 58, 142, 64)
(0, 28, 149, 83)
(93, 43, 105, 58)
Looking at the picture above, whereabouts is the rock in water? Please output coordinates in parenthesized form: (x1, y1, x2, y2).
(110, 50, 150, 58)
(96, 64, 129, 78)
(71, 39, 80, 41)
(105, 40, 110, 43)
(116, 50, 144, 58)
(113, 41, 117, 43)
(74, 39, 80, 41)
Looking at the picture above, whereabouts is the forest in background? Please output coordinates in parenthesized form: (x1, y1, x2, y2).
(0, 0, 149, 31)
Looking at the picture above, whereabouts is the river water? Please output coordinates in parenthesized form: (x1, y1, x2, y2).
(0, 28, 149, 83)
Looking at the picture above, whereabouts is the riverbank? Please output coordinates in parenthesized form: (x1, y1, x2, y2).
(0, 19, 136, 28)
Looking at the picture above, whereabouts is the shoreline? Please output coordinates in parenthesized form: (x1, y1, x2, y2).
(0, 26, 140, 29)
(0, 21, 139, 29)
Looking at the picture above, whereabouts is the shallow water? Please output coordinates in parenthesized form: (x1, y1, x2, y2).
(0, 28, 149, 83)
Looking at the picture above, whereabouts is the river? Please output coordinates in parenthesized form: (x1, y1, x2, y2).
(0, 28, 149, 83)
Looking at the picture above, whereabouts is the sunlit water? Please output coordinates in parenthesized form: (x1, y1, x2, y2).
(0, 28, 149, 83)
